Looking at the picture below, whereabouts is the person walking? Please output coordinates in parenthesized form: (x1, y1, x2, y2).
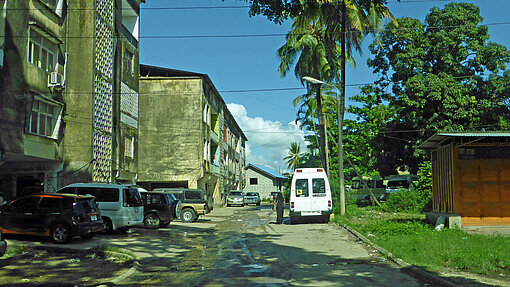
(273, 192, 285, 224)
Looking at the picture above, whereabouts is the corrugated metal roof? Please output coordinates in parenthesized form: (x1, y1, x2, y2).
(247, 164, 286, 179)
(419, 132, 510, 149)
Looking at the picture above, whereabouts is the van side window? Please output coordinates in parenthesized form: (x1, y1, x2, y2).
(312, 178, 326, 194)
(295, 179, 309, 197)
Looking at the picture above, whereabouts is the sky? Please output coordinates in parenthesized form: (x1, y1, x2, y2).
(139, 0, 510, 173)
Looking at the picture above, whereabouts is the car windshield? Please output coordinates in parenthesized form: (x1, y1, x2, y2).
(230, 192, 243, 196)
(246, 193, 258, 196)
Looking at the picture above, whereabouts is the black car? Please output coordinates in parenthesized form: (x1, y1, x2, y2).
(140, 190, 182, 229)
(0, 194, 103, 243)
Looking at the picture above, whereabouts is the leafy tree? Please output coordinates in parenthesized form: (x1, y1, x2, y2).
(364, 2, 510, 174)
(283, 142, 305, 170)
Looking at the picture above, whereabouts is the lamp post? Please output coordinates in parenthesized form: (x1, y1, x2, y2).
(303, 76, 345, 216)
(302, 77, 328, 176)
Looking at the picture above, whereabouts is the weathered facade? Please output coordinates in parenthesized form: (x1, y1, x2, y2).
(138, 65, 247, 206)
(420, 132, 510, 227)
(244, 164, 286, 200)
(0, 0, 143, 202)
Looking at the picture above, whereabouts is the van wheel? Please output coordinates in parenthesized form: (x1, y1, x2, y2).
(144, 214, 160, 229)
(51, 224, 71, 244)
(102, 217, 113, 234)
(181, 208, 196, 223)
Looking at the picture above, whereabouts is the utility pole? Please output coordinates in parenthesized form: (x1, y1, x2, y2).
(303, 77, 328, 176)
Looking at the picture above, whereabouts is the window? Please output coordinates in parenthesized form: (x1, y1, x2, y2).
(125, 49, 134, 74)
(11, 197, 40, 212)
(250, 178, 258, 185)
(312, 178, 326, 194)
(295, 179, 309, 197)
(125, 137, 134, 158)
(39, 197, 62, 209)
(28, 29, 58, 72)
(29, 100, 60, 138)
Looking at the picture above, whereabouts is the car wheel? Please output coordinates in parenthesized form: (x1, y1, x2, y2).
(144, 214, 160, 229)
(227, 203, 230, 207)
(51, 224, 71, 244)
(102, 217, 113, 234)
(80, 233, 96, 240)
(256, 202, 260, 206)
(181, 208, 196, 223)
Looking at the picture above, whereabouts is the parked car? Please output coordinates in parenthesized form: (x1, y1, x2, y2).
(0, 193, 103, 243)
(139, 190, 182, 229)
(58, 183, 144, 233)
(227, 191, 244, 207)
(0, 229, 7, 256)
(154, 189, 210, 223)
(244, 192, 261, 206)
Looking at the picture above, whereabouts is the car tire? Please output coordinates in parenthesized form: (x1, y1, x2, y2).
(181, 208, 196, 223)
(51, 224, 71, 244)
(80, 233, 96, 240)
(256, 202, 260, 206)
(144, 214, 160, 229)
(102, 217, 113, 234)
(227, 203, 230, 207)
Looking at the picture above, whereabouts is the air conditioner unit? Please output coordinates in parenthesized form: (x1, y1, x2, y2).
(48, 71, 65, 87)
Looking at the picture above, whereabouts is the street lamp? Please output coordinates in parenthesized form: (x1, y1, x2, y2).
(303, 76, 345, 216)
(302, 76, 329, 177)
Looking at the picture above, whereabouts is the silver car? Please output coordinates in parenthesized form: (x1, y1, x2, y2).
(244, 192, 261, 206)
(227, 191, 244, 207)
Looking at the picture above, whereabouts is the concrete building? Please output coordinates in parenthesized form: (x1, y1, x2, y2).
(0, 0, 143, 201)
(244, 164, 286, 200)
(138, 64, 247, 206)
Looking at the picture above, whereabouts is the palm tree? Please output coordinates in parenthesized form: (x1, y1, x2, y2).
(284, 142, 304, 171)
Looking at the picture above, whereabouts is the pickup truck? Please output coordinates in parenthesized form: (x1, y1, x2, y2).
(154, 189, 212, 223)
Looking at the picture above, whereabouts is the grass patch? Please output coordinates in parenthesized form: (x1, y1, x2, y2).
(334, 205, 510, 275)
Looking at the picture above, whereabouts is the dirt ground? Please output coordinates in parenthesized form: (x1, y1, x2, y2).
(0, 247, 131, 286)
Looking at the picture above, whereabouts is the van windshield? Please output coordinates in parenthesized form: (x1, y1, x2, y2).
(295, 179, 309, 197)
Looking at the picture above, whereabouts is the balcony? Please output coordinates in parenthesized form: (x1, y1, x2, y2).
(121, 25, 138, 48)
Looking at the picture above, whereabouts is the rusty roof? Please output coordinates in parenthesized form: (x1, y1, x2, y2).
(419, 132, 510, 149)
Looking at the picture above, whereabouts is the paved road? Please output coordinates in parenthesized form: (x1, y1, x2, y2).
(2, 204, 431, 286)
(110, 204, 426, 286)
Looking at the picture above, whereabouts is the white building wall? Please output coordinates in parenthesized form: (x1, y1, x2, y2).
(243, 168, 279, 200)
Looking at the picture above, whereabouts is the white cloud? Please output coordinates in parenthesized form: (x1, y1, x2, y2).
(227, 103, 307, 172)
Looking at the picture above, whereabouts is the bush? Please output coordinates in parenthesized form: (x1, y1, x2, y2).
(382, 161, 432, 213)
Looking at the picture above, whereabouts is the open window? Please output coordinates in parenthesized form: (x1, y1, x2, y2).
(28, 98, 63, 140)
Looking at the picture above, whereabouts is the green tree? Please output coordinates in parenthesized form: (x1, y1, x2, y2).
(283, 142, 305, 170)
(365, 2, 510, 174)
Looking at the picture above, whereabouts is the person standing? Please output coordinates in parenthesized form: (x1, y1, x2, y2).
(273, 192, 285, 224)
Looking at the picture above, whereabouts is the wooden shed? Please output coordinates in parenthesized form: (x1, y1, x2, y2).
(419, 132, 510, 227)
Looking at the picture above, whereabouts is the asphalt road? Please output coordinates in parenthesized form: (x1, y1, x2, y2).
(111, 204, 427, 286)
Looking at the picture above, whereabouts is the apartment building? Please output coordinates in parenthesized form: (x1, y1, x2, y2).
(0, 0, 143, 201)
(138, 64, 247, 206)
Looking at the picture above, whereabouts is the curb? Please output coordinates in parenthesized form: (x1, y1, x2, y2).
(339, 223, 459, 287)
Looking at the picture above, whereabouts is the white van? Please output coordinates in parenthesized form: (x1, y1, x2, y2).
(290, 168, 332, 224)
(58, 183, 144, 232)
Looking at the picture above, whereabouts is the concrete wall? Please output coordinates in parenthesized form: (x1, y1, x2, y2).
(244, 168, 279, 200)
(138, 77, 204, 185)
